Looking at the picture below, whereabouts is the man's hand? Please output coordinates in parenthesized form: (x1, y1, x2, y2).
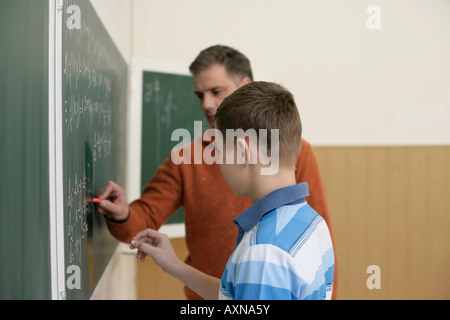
(96, 180, 129, 222)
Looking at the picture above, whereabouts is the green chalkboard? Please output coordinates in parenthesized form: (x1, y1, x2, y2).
(141, 71, 208, 224)
(0, 0, 51, 300)
(0, 0, 127, 300)
(62, 0, 128, 299)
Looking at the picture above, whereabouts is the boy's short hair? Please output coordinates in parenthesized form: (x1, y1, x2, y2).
(215, 81, 302, 168)
(189, 45, 254, 83)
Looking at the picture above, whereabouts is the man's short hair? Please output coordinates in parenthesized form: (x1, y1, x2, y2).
(189, 45, 253, 82)
(215, 81, 302, 168)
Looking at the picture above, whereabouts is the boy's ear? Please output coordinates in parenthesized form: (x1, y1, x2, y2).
(238, 77, 251, 88)
(236, 137, 250, 165)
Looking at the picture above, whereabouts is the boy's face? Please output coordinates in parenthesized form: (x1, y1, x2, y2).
(193, 64, 250, 127)
(217, 143, 243, 196)
(215, 138, 251, 197)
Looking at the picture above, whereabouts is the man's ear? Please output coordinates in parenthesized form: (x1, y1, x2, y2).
(238, 77, 251, 88)
(236, 137, 250, 165)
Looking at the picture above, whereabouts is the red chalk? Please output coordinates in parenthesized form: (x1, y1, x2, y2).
(86, 198, 102, 203)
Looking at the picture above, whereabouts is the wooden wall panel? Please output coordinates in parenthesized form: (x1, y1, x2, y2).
(136, 238, 188, 300)
(347, 149, 369, 299)
(136, 146, 450, 300)
(314, 146, 450, 300)
(366, 148, 388, 299)
(386, 148, 408, 299)
(426, 147, 448, 298)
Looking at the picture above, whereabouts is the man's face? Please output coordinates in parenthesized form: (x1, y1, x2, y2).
(194, 64, 248, 127)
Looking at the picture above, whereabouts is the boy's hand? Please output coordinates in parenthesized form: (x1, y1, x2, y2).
(130, 229, 181, 274)
(96, 180, 129, 221)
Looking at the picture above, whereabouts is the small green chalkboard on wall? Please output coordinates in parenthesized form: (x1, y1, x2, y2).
(141, 71, 208, 224)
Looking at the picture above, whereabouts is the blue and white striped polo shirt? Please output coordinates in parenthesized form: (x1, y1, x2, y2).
(219, 183, 334, 300)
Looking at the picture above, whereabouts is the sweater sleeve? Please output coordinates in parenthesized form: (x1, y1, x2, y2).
(296, 139, 330, 231)
(106, 153, 183, 243)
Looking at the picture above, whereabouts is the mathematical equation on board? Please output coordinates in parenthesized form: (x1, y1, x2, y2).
(63, 53, 113, 162)
(63, 7, 122, 162)
(66, 170, 90, 265)
(62, 1, 128, 271)
(144, 79, 179, 129)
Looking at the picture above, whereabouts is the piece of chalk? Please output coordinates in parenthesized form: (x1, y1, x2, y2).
(86, 198, 102, 203)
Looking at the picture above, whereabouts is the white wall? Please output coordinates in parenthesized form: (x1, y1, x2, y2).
(90, 0, 132, 63)
(132, 0, 450, 146)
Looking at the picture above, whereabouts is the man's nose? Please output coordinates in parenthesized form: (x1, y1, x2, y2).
(201, 94, 215, 111)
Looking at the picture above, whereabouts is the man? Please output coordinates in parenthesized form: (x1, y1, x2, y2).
(97, 45, 337, 299)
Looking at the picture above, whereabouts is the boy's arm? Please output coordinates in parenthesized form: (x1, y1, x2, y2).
(131, 229, 220, 300)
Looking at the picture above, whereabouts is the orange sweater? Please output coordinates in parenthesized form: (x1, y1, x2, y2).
(106, 134, 337, 299)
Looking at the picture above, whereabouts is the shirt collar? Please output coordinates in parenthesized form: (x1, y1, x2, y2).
(234, 182, 310, 233)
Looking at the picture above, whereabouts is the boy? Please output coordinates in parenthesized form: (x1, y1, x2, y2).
(130, 82, 335, 300)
